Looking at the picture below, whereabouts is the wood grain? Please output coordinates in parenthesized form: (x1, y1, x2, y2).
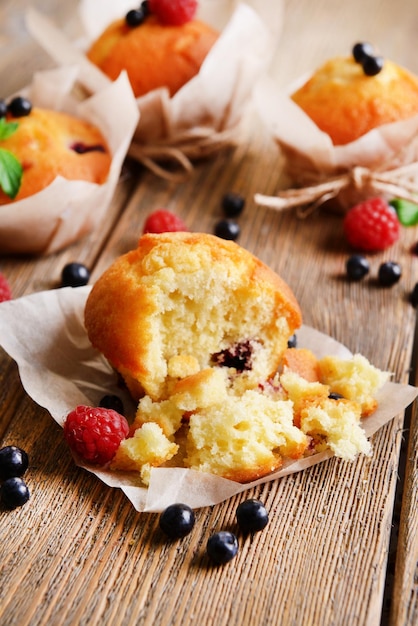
(1, 1, 418, 625)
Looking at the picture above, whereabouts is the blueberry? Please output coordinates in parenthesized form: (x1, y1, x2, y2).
(410, 283, 418, 307)
(329, 391, 344, 400)
(287, 334, 297, 349)
(0, 446, 29, 480)
(236, 499, 269, 534)
(159, 503, 195, 539)
(214, 219, 240, 241)
(221, 192, 245, 217)
(8, 96, 32, 117)
(61, 262, 90, 287)
(378, 261, 402, 287)
(346, 254, 370, 281)
(1, 477, 30, 509)
(362, 54, 384, 76)
(125, 8, 147, 27)
(99, 395, 124, 414)
(207, 531, 238, 564)
(352, 42, 374, 63)
(0, 99, 7, 118)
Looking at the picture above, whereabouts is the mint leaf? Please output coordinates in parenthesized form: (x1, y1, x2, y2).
(0, 117, 22, 198)
(390, 198, 418, 227)
(0, 149, 23, 199)
(0, 118, 19, 141)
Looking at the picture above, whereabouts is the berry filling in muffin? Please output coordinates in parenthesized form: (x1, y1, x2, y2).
(211, 340, 258, 372)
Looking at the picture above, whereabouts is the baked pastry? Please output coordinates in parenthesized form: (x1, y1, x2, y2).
(280, 348, 390, 460)
(0, 105, 111, 205)
(86, 4, 219, 98)
(109, 348, 388, 484)
(282, 371, 372, 460)
(318, 353, 388, 416)
(112, 370, 308, 484)
(85, 232, 302, 400)
(291, 46, 418, 145)
(84, 232, 389, 485)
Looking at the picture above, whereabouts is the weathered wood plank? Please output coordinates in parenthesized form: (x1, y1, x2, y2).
(389, 356, 418, 626)
(1, 1, 418, 625)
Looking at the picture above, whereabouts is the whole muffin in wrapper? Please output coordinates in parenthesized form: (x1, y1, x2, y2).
(26, 1, 281, 179)
(254, 48, 418, 213)
(0, 66, 138, 255)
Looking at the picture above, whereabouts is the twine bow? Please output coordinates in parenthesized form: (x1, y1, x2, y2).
(128, 126, 238, 182)
(254, 162, 418, 215)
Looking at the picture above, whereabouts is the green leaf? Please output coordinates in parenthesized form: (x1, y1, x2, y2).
(389, 198, 418, 227)
(0, 148, 23, 199)
(0, 117, 19, 141)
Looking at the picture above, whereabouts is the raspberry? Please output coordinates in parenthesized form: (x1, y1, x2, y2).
(63, 406, 129, 466)
(0, 272, 12, 302)
(149, 0, 197, 25)
(143, 209, 188, 234)
(343, 197, 400, 251)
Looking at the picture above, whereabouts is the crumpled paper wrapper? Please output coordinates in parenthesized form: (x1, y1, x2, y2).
(26, 0, 280, 180)
(253, 75, 418, 213)
(0, 285, 416, 512)
(0, 66, 139, 255)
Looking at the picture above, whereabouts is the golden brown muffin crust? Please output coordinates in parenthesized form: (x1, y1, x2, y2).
(84, 232, 302, 400)
(87, 15, 219, 97)
(291, 56, 418, 145)
(0, 108, 111, 204)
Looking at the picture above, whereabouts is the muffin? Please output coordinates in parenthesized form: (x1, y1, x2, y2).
(84, 233, 389, 485)
(254, 43, 418, 213)
(84, 232, 302, 401)
(86, 2, 219, 98)
(291, 46, 418, 145)
(0, 104, 111, 205)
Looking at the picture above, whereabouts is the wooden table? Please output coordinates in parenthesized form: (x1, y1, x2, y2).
(1, 1, 418, 624)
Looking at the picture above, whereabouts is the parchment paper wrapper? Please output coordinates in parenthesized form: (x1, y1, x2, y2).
(26, 1, 280, 180)
(0, 66, 139, 255)
(253, 76, 418, 214)
(0, 286, 416, 512)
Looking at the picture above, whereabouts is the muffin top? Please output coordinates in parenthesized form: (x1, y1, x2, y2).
(0, 107, 111, 204)
(291, 55, 418, 145)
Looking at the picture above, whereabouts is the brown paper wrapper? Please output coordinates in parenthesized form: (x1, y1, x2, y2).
(0, 66, 139, 255)
(26, 1, 280, 180)
(0, 286, 416, 512)
(253, 76, 418, 214)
